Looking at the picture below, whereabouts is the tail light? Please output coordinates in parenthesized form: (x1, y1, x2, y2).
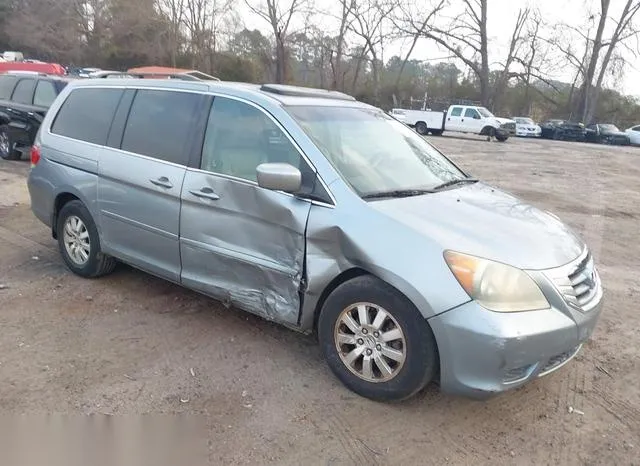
(30, 144, 41, 167)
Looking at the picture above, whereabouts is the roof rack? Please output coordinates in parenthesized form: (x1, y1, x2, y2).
(260, 84, 356, 101)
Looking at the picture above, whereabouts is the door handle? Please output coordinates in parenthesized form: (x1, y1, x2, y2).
(27, 112, 35, 117)
(149, 177, 173, 189)
(189, 187, 220, 201)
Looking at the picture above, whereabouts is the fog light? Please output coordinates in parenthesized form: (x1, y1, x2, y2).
(503, 364, 534, 383)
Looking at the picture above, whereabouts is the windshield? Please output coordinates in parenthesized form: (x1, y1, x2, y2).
(600, 124, 620, 132)
(286, 106, 466, 198)
(477, 107, 494, 118)
(516, 117, 534, 124)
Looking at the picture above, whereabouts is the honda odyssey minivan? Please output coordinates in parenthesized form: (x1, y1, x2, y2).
(27, 80, 603, 401)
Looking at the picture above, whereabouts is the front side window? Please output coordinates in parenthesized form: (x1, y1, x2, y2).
(633, 126, 640, 132)
(287, 106, 465, 198)
(0, 75, 18, 100)
(33, 81, 58, 107)
(121, 90, 201, 165)
(450, 107, 463, 117)
(51, 88, 123, 145)
(201, 96, 310, 182)
(464, 108, 480, 119)
(11, 78, 36, 104)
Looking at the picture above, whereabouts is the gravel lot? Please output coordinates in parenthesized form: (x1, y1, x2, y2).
(1, 136, 639, 465)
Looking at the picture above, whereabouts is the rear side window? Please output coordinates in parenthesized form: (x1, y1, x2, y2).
(0, 75, 18, 99)
(33, 81, 58, 107)
(121, 90, 200, 165)
(11, 78, 36, 104)
(51, 88, 123, 145)
(450, 107, 463, 117)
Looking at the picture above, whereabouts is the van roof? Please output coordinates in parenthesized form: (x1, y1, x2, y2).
(64, 78, 371, 108)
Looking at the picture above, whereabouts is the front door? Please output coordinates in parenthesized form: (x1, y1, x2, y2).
(6, 77, 36, 148)
(180, 96, 313, 324)
(98, 88, 205, 282)
(463, 107, 484, 134)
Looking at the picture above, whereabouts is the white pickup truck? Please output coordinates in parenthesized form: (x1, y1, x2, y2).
(390, 105, 516, 141)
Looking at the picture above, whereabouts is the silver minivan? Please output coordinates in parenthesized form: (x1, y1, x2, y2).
(27, 80, 603, 401)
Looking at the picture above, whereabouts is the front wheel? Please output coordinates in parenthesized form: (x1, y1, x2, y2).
(496, 134, 509, 142)
(57, 200, 117, 278)
(318, 275, 438, 401)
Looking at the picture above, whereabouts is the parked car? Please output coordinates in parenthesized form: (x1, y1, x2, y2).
(0, 72, 72, 160)
(513, 117, 542, 137)
(399, 105, 513, 141)
(585, 124, 631, 145)
(27, 80, 603, 401)
(625, 125, 640, 145)
(540, 119, 586, 141)
(0, 61, 66, 75)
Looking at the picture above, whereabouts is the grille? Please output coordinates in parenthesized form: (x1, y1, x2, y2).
(545, 250, 601, 312)
(501, 122, 516, 130)
(538, 345, 581, 377)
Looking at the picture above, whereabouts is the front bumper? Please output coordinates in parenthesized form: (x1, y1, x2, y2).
(429, 291, 603, 399)
(516, 130, 541, 137)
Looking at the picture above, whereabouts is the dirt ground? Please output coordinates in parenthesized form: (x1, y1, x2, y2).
(1, 136, 639, 465)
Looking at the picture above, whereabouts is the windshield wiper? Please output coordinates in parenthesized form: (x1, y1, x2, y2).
(361, 188, 435, 200)
(431, 178, 479, 192)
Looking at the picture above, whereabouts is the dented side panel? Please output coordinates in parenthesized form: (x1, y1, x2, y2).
(179, 170, 311, 324)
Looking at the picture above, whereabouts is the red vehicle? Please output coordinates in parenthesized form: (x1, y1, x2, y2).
(0, 61, 66, 75)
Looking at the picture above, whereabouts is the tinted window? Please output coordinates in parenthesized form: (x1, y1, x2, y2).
(450, 107, 463, 117)
(51, 88, 123, 145)
(633, 126, 640, 132)
(201, 97, 310, 182)
(11, 79, 36, 104)
(0, 75, 18, 100)
(121, 90, 200, 165)
(464, 108, 479, 119)
(33, 81, 58, 107)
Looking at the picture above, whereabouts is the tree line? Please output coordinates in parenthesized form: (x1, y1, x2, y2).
(1, 0, 639, 126)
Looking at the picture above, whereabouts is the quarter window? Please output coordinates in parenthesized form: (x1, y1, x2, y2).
(121, 90, 201, 165)
(11, 78, 36, 104)
(201, 96, 310, 183)
(450, 107, 463, 117)
(33, 81, 58, 107)
(51, 88, 123, 145)
(0, 75, 18, 100)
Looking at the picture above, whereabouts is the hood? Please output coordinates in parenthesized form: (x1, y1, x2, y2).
(371, 182, 585, 270)
(494, 117, 515, 125)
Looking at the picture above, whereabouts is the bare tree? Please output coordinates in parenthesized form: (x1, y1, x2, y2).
(328, 0, 355, 91)
(347, 0, 397, 102)
(392, 0, 446, 92)
(246, 0, 310, 83)
(553, 0, 640, 122)
(159, 0, 185, 67)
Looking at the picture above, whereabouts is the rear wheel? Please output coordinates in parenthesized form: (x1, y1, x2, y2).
(0, 125, 20, 160)
(57, 200, 117, 278)
(318, 275, 438, 401)
(415, 121, 428, 135)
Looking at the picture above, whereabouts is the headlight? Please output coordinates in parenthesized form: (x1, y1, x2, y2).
(444, 251, 550, 312)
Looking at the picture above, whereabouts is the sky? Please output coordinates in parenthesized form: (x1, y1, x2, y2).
(239, 0, 640, 97)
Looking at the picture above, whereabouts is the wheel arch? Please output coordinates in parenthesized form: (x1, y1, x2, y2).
(480, 125, 496, 136)
(51, 191, 83, 238)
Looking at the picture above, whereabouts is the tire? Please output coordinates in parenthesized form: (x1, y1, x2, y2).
(318, 275, 438, 402)
(415, 121, 428, 135)
(496, 134, 509, 142)
(430, 129, 443, 136)
(0, 124, 20, 160)
(56, 200, 116, 278)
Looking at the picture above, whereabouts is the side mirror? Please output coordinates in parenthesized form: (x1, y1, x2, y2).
(256, 163, 302, 193)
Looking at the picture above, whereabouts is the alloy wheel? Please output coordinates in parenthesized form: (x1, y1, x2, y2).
(334, 302, 406, 383)
(63, 215, 91, 265)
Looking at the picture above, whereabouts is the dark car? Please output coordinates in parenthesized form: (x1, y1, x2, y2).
(0, 72, 72, 160)
(584, 124, 631, 145)
(540, 119, 586, 141)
